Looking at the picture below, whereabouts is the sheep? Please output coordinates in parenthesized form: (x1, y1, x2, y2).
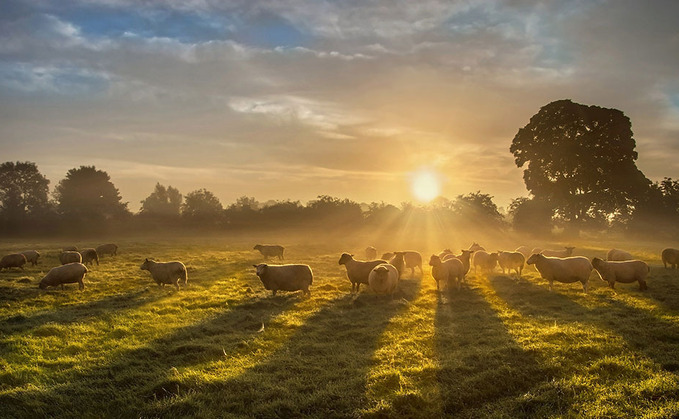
(472, 250, 498, 273)
(140, 258, 188, 290)
(531, 247, 542, 255)
(39, 263, 88, 290)
(452, 250, 474, 277)
(468, 242, 486, 252)
(253, 263, 313, 296)
(96, 243, 118, 257)
(253, 244, 285, 260)
(20, 250, 40, 266)
(403, 251, 423, 277)
(498, 251, 525, 277)
(592, 257, 649, 291)
(365, 246, 377, 260)
(429, 254, 465, 291)
(59, 251, 82, 265)
(515, 246, 532, 259)
(526, 253, 593, 293)
(381, 252, 395, 261)
(662, 248, 679, 269)
(389, 251, 406, 279)
(63, 246, 78, 252)
(338, 253, 387, 293)
(438, 249, 453, 259)
(606, 249, 633, 261)
(541, 247, 575, 258)
(0, 253, 27, 271)
(368, 263, 399, 295)
(80, 248, 99, 266)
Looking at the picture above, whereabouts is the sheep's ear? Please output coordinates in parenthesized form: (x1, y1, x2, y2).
(351, 254, 354, 257)
(252, 265, 258, 268)
(144, 258, 148, 262)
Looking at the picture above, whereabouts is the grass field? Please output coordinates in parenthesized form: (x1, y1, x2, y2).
(1, 235, 679, 418)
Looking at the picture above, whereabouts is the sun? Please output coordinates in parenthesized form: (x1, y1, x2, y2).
(411, 169, 441, 202)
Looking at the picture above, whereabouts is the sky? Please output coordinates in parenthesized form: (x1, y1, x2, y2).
(1, 0, 678, 212)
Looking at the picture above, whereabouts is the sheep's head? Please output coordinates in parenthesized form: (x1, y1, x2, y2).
(338, 253, 353, 265)
(140, 258, 151, 271)
(253, 244, 262, 250)
(591, 257, 605, 270)
(374, 265, 390, 278)
(526, 254, 541, 265)
(38, 281, 47, 289)
(253, 264, 268, 277)
(428, 255, 441, 266)
(565, 246, 575, 254)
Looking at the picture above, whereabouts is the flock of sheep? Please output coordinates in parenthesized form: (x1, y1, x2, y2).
(1, 241, 678, 297)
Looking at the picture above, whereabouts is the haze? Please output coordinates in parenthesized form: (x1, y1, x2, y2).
(1, 0, 678, 211)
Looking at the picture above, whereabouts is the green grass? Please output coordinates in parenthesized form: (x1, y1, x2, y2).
(1, 238, 679, 418)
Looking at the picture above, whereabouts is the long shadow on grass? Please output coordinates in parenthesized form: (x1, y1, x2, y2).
(148, 279, 422, 418)
(434, 284, 555, 417)
(490, 275, 679, 374)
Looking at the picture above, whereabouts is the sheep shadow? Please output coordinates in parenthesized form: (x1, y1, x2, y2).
(434, 283, 554, 417)
(489, 275, 679, 374)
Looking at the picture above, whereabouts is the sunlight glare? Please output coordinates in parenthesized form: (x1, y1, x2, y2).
(411, 169, 441, 202)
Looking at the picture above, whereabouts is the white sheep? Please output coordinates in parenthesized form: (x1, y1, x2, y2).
(368, 263, 399, 295)
(96, 243, 118, 257)
(472, 250, 498, 273)
(443, 250, 473, 280)
(140, 258, 188, 290)
(606, 249, 633, 261)
(541, 247, 575, 258)
(388, 251, 406, 279)
(20, 250, 40, 266)
(498, 251, 525, 277)
(438, 249, 453, 259)
(515, 246, 532, 259)
(253, 263, 313, 296)
(526, 253, 593, 293)
(59, 251, 82, 265)
(39, 263, 88, 290)
(403, 251, 423, 277)
(80, 248, 99, 266)
(339, 253, 387, 293)
(662, 248, 679, 269)
(253, 244, 285, 260)
(365, 246, 377, 260)
(0, 253, 27, 271)
(591, 257, 649, 291)
(468, 242, 485, 252)
(429, 254, 465, 291)
(381, 252, 395, 260)
(531, 247, 542, 255)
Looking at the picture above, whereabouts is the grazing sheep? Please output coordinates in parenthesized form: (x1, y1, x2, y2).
(438, 249, 453, 259)
(472, 251, 498, 273)
(368, 263, 399, 295)
(429, 255, 465, 291)
(541, 247, 575, 258)
(0, 253, 27, 271)
(59, 251, 82, 265)
(526, 253, 593, 293)
(338, 253, 387, 293)
(381, 252, 395, 261)
(662, 248, 679, 269)
(468, 242, 486, 252)
(140, 258, 188, 290)
(62, 246, 78, 252)
(389, 252, 406, 279)
(20, 250, 40, 266)
(253, 244, 285, 260)
(515, 246, 532, 259)
(453, 250, 474, 277)
(592, 257, 649, 291)
(253, 263, 313, 296)
(498, 251, 526, 277)
(39, 263, 88, 290)
(80, 248, 99, 266)
(365, 246, 377, 260)
(96, 243, 118, 257)
(606, 249, 633, 261)
(403, 251, 423, 277)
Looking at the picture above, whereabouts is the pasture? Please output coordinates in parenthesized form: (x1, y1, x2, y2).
(1, 236, 679, 418)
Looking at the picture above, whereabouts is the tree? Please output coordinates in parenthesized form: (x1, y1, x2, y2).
(510, 99, 650, 227)
(0, 161, 51, 232)
(451, 191, 504, 224)
(508, 197, 553, 235)
(306, 195, 363, 224)
(140, 183, 182, 217)
(182, 189, 223, 221)
(54, 166, 129, 223)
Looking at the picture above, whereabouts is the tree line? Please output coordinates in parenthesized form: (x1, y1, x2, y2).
(1, 99, 677, 237)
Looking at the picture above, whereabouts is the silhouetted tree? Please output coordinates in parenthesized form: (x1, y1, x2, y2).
(259, 200, 305, 226)
(510, 99, 650, 228)
(224, 196, 260, 227)
(306, 195, 363, 225)
(629, 177, 679, 235)
(182, 189, 223, 223)
(140, 183, 182, 217)
(508, 197, 553, 235)
(0, 162, 51, 232)
(364, 201, 401, 226)
(54, 166, 129, 227)
(451, 191, 504, 224)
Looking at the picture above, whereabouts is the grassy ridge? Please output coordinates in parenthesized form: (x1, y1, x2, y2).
(1, 239, 679, 418)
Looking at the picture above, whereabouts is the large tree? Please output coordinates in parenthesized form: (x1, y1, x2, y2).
(182, 189, 223, 221)
(54, 166, 129, 221)
(0, 161, 51, 231)
(140, 183, 183, 217)
(510, 99, 650, 226)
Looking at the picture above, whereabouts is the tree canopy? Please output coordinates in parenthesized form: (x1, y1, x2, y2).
(510, 99, 650, 225)
(140, 183, 183, 217)
(0, 161, 51, 232)
(182, 189, 223, 220)
(54, 166, 129, 222)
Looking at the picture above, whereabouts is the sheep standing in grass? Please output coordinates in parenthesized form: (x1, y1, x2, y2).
(468, 243, 485, 252)
(404, 251, 423, 277)
(39, 263, 88, 290)
(498, 251, 525, 277)
(59, 251, 82, 265)
(592, 257, 649, 291)
(63, 246, 78, 252)
(389, 252, 406, 279)
(381, 252, 395, 261)
(472, 251, 498, 273)
(96, 243, 118, 257)
(368, 264, 399, 295)
(140, 258, 188, 290)
(515, 246, 532, 259)
(662, 248, 679, 269)
(0, 253, 27, 271)
(20, 250, 40, 266)
(541, 247, 575, 258)
(526, 253, 593, 293)
(606, 249, 633, 261)
(365, 246, 377, 260)
(80, 248, 99, 266)
(254, 244, 285, 260)
(531, 247, 542, 255)
(429, 255, 464, 291)
(253, 263, 313, 296)
(338, 253, 387, 293)
(448, 250, 474, 278)
(438, 249, 453, 259)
